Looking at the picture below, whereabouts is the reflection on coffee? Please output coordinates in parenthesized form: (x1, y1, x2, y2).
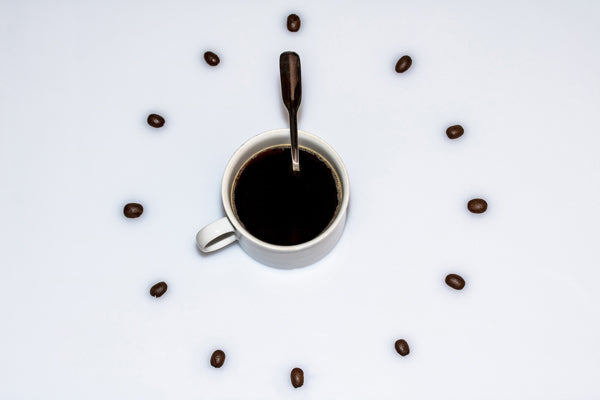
(232, 145, 341, 246)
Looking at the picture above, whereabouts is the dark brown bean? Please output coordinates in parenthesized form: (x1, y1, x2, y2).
(395, 339, 410, 356)
(123, 203, 143, 218)
(445, 274, 465, 290)
(204, 51, 220, 66)
(147, 114, 165, 128)
(210, 349, 226, 368)
(395, 55, 412, 73)
(467, 198, 488, 214)
(446, 124, 464, 139)
(287, 14, 301, 32)
(290, 367, 304, 388)
(149, 281, 168, 297)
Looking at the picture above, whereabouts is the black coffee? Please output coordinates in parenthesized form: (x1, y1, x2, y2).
(232, 146, 341, 246)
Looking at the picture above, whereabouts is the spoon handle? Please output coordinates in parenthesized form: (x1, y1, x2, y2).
(289, 110, 299, 171)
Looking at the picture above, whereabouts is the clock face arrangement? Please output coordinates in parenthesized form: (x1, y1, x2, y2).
(122, 12, 489, 390)
(3, 2, 600, 399)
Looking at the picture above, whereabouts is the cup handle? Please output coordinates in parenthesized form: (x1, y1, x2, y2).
(196, 217, 238, 253)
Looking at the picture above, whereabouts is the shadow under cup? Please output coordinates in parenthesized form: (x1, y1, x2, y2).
(231, 144, 342, 246)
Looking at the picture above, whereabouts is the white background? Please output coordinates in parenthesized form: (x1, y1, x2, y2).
(1, 0, 600, 398)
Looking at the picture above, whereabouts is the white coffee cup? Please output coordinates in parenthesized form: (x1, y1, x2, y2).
(196, 128, 350, 269)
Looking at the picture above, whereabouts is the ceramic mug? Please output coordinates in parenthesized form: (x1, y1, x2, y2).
(196, 128, 350, 269)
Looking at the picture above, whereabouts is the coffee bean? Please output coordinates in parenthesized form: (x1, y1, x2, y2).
(123, 203, 143, 218)
(150, 281, 168, 297)
(290, 367, 304, 388)
(287, 14, 301, 32)
(395, 55, 412, 73)
(147, 114, 165, 128)
(446, 124, 464, 139)
(395, 339, 410, 356)
(204, 51, 220, 66)
(210, 349, 226, 368)
(445, 274, 465, 290)
(467, 198, 488, 214)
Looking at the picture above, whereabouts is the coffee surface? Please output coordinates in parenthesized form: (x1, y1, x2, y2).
(233, 146, 340, 246)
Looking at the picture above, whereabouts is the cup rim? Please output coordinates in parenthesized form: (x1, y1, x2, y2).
(221, 128, 350, 253)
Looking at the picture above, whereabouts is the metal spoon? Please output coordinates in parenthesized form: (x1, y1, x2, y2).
(279, 51, 302, 172)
